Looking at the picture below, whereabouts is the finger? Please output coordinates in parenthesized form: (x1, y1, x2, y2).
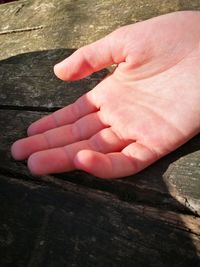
(28, 143, 88, 175)
(54, 31, 126, 81)
(74, 142, 159, 178)
(27, 128, 130, 175)
(28, 91, 98, 135)
(12, 112, 106, 160)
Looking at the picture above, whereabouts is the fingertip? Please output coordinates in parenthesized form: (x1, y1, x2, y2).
(27, 120, 42, 136)
(74, 150, 93, 173)
(28, 153, 44, 176)
(27, 154, 35, 175)
(54, 59, 75, 81)
(27, 115, 56, 136)
(11, 141, 19, 160)
(27, 124, 35, 136)
(11, 140, 24, 160)
(74, 150, 112, 179)
(53, 62, 65, 80)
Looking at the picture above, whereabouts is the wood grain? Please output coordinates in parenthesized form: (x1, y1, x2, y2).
(0, 175, 199, 267)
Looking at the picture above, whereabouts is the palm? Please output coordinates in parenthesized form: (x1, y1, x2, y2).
(12, 11, 200, 178)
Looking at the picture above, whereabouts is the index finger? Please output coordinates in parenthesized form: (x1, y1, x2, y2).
(28, 91, 99, 136)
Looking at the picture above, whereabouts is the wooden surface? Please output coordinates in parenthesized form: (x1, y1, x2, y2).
(0, 1, 200, 266)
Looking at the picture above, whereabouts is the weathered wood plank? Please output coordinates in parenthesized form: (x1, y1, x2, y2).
(0, 174, 199, 267)
(0, 109, 199, 216)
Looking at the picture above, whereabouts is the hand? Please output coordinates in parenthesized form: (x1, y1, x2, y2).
(11, 11, 200, 178)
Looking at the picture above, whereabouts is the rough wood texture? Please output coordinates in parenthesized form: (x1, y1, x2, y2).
(0, 0, 200, 266)
(0, 175, 199, 267)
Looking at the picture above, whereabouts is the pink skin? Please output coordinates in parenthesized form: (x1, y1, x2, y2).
(11, 11, 200, 178)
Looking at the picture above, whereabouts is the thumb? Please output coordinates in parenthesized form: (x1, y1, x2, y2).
(54, 30, 127, 81)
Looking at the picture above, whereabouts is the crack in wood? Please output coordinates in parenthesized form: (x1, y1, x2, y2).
(0, 25, 44, 35)
(0, 105, 60, 112)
